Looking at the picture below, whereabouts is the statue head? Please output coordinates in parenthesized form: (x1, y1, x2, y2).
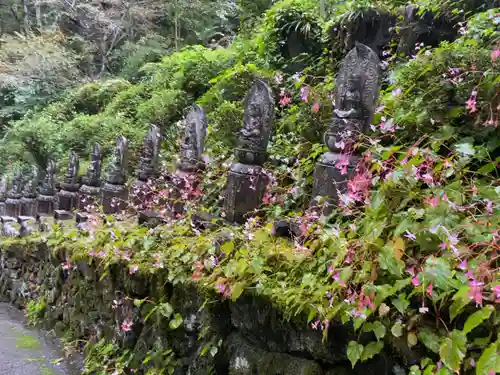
(236, 80, 275, 165)
(333, 42, 381, 131)
(66, 151, 80, 185)
(106, 136, 128, 185)
(84, 143, 103, 186)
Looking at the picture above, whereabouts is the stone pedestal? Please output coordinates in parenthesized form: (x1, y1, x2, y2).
(20, 197, 37, 217)
(101, 183, 128, 214)
(224, 163, 267, 224)
(138, 211, 164, 228)
(78, 185, 101, 211)
(58, 183, 80, 211)
(54, 209, 74, 222)
(37, 195, 55, 216)
(5, 198, 21, 217)
(312, 152, 360, 215)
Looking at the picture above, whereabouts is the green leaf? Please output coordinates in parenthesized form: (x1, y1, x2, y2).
(373, 322, 386, 341)
(418, 328, 441, 354)
(449, 297, 470, 321)
(220, 241, 234, 254)
(158, 302, 173, 318)
(231, 282, 245, 302)
(391, 322, 404, 338)
(476, 341, 499, 375)
(169, 313, 183, 329)
(361, 341, 384, 361)
(439, 330, 466, 373)
(454, 142, 475, 156)
(462, 305, 494, 335)
(347, 341, 364, 368)
(392, 294, 410, 314)
(423, 257, 457, 291)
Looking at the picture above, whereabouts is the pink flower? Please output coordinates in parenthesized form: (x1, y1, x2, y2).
(411, 276, 421, 287)
(425, 196, 440, 207)
(300, 86, 310, 102)
(120, 318, 133, 332)
(492, 285, 500, 302)
(129, 265, 139, 275)
(426, 283, 433, 296)
(279, 95, 292, 108)
(328, 265, 335, 274)
(458, 260, 468, 270)
(491, 49, 500, 62)
(466, 91, 478, 114)
(311, 319, 320, 330)
(469, 280, 484, 306)
(216, 282, 227, 295)
(312, 103, 320, 112)
(62, 262, 72, 271)
(404, 231, 416, 241)
(469, 359, 476, 368)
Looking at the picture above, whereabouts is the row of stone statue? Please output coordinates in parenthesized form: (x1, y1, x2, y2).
(0, 42, 381, 233)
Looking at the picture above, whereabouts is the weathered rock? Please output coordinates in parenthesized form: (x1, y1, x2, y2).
(0, 175, 8, 216)
(20, 165, 40, 217)
(227, 333, 324, 375)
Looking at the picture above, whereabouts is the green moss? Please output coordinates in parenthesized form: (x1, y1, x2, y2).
(16, 334, 41, 350)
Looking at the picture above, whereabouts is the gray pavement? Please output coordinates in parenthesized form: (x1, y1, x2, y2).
(0, 303, 82, 375)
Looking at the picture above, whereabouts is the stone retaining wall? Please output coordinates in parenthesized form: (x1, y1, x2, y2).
(0, 242, 403, 375)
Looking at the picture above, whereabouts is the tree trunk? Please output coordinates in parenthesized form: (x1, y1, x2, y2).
(21, 0, 29, 34)
(35, 0, 42, 29)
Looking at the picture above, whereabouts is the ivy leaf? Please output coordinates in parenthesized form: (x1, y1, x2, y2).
(454, 142, 475, 156)
(169, 313, 183, 329)
(347, 341, 364, 368)
(220, 241, 234, 254)
(373, 322, 386, 341)
(476, 341, 499, 375)
(231, 282, 245, 302)
(392, 294, 410, 314)
(361, 341, 384, 361)
(462, 305, 494, 335)
(158, 302, 173, 318)
(407, 332, 418, 348)
(391, 322, 404, 337)
(418, 328, 441, 354)
(439, 330, 466, 373)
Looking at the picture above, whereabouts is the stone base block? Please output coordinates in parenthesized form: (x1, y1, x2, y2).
(311, 152, 360, 215)
(78, 185, 101, 211)
(5, 198, 21, 217)
(224, 163, 267, 224)
(101, 183, 129, 214)
(58, 190, 79, 211)
(37, 195, 55, 216)
(54, 210, 74, 222)
(20, 197, 37, 217)
(138, 211, 164, 228)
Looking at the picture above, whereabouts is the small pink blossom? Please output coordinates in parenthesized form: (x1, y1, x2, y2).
(491, 49, 500, 62)
(426, 283, 433, 296)
(300, 86, 310, 102)
(279, 94, 292, 108)
(404, 231, 416, 241)
(469, 359, 476, 368)
(466, 94, 478, 114)
(311, 319, 320, 330)
(425, 196, 440, 207)
(458, 260, 468, 270)
(129, 265, 139, 275)
(120, 318, 133, 332)
(311, 103, 320, 112)
(411, 276, 421, 287)
(419, 306, 429, 314)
